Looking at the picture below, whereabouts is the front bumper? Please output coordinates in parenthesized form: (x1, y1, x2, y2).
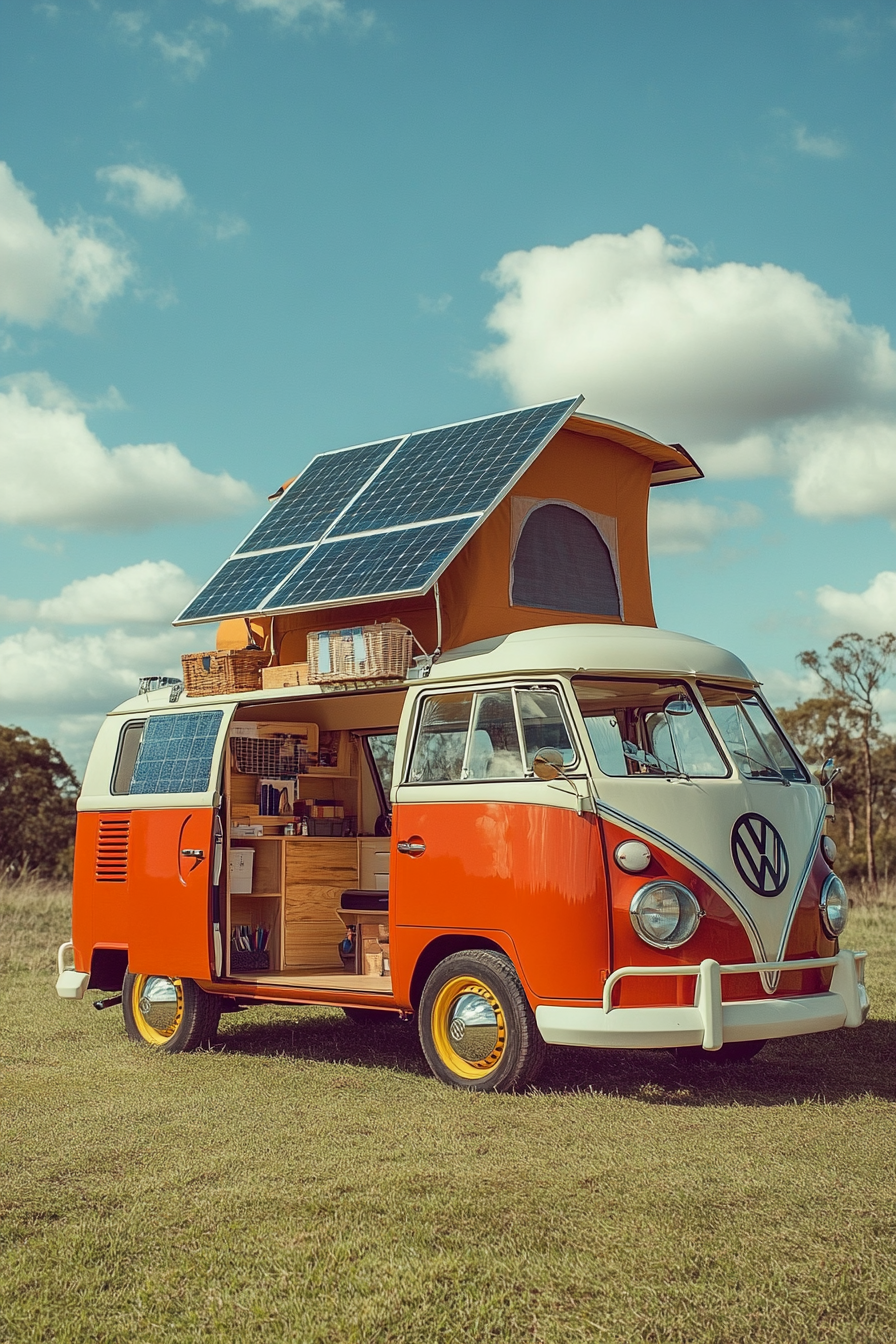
(535, 949, 869, 1051)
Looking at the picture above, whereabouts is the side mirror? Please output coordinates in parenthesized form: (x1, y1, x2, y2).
(664, 698, 694, 716)
(532, 747, 565, 781)
(820, 758, 841, 788)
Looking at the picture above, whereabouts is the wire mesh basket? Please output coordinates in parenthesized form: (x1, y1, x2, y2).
(230, 736, 310, 777)
(307, 622, 414, 684)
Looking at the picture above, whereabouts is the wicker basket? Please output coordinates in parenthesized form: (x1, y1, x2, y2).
(182, 648, 268, 697)
(307, 622, 413, 684)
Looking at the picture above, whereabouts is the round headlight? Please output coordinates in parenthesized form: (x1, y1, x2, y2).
(820, 873, 849, 938)
(630, 881, 702, 949)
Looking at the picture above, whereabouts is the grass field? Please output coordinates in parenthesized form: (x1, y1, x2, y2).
(1, 879, 895, 1344)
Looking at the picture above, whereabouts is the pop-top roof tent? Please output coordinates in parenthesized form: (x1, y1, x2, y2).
(175, 397, 702, 664)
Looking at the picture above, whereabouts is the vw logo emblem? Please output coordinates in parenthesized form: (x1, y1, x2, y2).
(731, 813, 789, 897)
(449, 1020, 466, 1042)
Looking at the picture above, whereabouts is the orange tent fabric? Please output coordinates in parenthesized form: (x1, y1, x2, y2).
(216, 424, 662, 659)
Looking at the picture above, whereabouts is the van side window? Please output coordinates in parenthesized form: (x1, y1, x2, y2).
(517, 690, 576, 769)
(466, 691, 523, 779)
(409, 693, 473, 782)
(408, 687, 577, 784)
(111, 721, 146, 795)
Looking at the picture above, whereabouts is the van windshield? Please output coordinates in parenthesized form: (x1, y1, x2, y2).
(573, 679, 728, 778)
(698, 685, 807, 782)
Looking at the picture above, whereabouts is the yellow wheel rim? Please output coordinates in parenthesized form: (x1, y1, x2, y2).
(430, 975, 507, 1080)
(131, 975, 184, 1046)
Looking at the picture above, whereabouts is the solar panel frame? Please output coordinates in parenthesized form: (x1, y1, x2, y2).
(175, 396, 582, 625)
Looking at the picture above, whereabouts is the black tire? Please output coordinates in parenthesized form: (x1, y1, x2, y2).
(343, 1006, 398, 1025)
(418, 949, 546, 1092)
(123, 971, 221, 1052)
(671, 1039, 767, 1067)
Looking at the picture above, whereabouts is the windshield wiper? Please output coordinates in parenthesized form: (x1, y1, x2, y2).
(622, 740, 686, 778)
(735, 751, 788, 784)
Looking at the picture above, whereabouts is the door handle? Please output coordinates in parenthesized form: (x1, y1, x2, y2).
(396, 839, 426, 856)
(181, 849, 205, 859)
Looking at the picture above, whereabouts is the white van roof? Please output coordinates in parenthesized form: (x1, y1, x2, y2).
(427, 624, 756, 684)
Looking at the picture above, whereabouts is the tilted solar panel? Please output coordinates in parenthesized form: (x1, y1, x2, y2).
(234, 437, 401, 555)
(176, 547, 313, 624)
(174, 397, 580, 625)
(265, 518, 473, 611)
(334, 402, 577, 536)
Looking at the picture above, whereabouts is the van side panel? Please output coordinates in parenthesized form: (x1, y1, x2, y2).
(392, 800, 609, 1002)
(126, 807, 215, 979)
(71, 811, 131, 973)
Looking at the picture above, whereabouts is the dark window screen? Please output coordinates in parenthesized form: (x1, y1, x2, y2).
(511, 504, 621, 617)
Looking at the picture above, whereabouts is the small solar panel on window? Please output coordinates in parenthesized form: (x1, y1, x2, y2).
(129, 711, 224, 795)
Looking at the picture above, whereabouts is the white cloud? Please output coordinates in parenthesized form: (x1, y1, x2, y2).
(792, 124, 847, 159)
(0, 161, 132, 328)
(151, 19, 229, 76)
(211, 213, 250, 241)
(753, 665, 822, 709)
(648, 498, 761, 554)
(0, 626, 205, 715)
(216, 0, 375, 34)
(0, 561, 195, 626)
(816, 571, 896, 637)
(0, 370, 126, 413)
(478, 225, 896, 524)
(0, 381, 254, 529)
(97, 164, 188, 217)
(110, 10, 147, 42)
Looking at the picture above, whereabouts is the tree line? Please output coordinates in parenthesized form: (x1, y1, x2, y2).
(0, 630, 893, 887)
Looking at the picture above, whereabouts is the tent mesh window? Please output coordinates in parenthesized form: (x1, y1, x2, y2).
(511, 503, 621, 618)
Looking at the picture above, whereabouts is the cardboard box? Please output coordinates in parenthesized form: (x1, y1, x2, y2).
(261, 663, 309, 689)
(229, 849, 254, 894)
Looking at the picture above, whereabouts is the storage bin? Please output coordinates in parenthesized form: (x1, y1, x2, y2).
(261, 662, 309, 689)
(306, 817, 346, 837)
(307, 621, 413, 684)
(230, 948, 269, 972)
(182, 648, 268, 697)
(229, 849, 254, 894)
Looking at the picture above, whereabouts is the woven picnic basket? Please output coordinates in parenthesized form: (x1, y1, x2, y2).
(181, 648, 268, 697)
(306, 621, 413, 684)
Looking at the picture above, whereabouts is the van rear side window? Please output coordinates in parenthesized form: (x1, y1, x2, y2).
(123, 710, 224, 795)
(111, 721, 146, 794)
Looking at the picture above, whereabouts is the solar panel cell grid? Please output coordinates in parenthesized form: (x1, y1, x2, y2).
(333, 401, 577, 536)
(235, 437, 401, 554)
(177, 548, 311, 622)
(267, 518, 472, 608)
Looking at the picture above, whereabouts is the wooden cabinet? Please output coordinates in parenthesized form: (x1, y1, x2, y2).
(284, 839, 358, 969)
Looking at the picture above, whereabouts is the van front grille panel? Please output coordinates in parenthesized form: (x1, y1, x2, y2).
(96, 817, 130, 882)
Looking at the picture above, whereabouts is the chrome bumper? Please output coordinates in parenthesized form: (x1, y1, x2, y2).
(535, 949, 869, 1051)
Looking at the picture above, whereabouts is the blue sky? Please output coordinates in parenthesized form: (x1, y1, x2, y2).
(1, 0, 895, 767)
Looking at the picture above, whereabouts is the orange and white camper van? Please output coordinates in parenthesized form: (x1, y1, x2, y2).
(56, 398, 868, 1091)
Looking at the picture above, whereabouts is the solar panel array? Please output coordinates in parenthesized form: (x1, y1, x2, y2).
(175, 398, 579, 625)
(129, 710, 224, 794)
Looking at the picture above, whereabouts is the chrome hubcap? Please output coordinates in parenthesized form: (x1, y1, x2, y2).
(446, 991, 499, 1064)
(138, 976, 179, 1033)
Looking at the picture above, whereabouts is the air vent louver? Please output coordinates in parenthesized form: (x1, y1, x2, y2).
(96, 816, 130, 882)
